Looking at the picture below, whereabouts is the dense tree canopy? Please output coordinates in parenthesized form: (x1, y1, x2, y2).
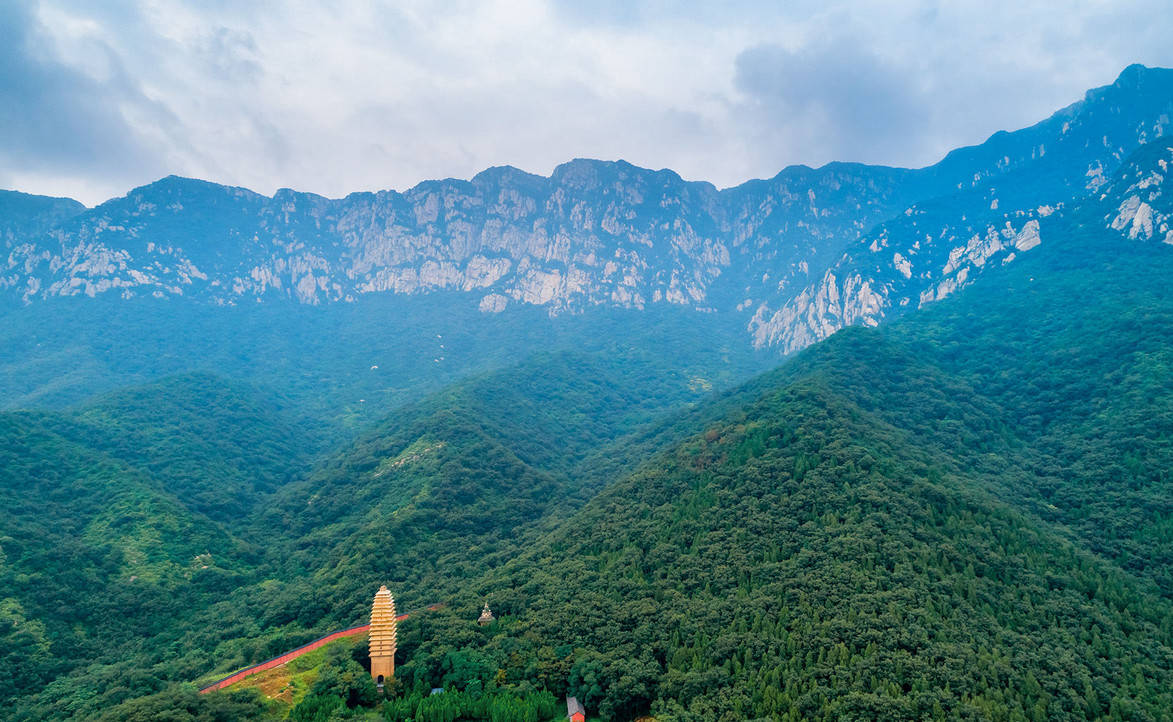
(3, 164, 1173, 720)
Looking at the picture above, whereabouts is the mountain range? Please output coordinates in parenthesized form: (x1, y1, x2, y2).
(2, 65, 1173, 721)
(4, 65, 1171, 356)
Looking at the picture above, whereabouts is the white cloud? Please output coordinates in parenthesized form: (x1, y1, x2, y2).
(2, 0, 1171, 205)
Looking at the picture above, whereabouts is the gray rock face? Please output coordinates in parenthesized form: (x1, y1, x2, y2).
(0, 161, 917, 320)
(1103, 142, 1173, 245)
(3, 65, 1173, 356)
(745, 64, 1173, 351)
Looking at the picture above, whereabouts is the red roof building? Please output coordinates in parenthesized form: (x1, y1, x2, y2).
(566, 695, 586, 722)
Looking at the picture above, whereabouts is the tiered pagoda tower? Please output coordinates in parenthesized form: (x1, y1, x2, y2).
(369, 585, 398, 687)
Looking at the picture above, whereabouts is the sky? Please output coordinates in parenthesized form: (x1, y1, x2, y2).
(1, 0, 1171, 207)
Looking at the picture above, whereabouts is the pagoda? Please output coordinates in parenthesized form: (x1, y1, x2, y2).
(477, 600, 495, 625)
(369, 585, 398, 688)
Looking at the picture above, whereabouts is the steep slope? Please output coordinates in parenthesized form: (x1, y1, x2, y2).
(1100, 137, 1173, 245)
(0, 412, 250, 709)
(0, 159, 908, 313)
(0, 189, 85, 250)
(752, 65, 1173, 351)
(391, 336, 1173, 719)
(4, 66, 1170, 361)
(32, 373, 311, 524)
(883, 139, 1173, 596)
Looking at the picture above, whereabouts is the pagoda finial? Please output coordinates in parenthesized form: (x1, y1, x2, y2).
(369, 585, 398, 687)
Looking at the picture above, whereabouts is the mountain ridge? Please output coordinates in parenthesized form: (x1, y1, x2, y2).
(4, 65, 1170, 360)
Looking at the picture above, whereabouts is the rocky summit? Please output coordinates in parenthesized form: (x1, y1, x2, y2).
(3, 65, 1172, 356)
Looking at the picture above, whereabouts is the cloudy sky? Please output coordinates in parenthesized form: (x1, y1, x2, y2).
(2, 0, 1171, 206)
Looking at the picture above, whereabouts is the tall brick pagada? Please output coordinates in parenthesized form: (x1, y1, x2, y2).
(198, 598, 443, 695)
(369, 585, 397, 687)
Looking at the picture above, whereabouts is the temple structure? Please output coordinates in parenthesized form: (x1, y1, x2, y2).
(369, 585, 398, 688)
(477, 600, 495, 625)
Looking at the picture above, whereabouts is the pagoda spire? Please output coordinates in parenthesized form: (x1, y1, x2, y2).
(369, 585, 397, 687)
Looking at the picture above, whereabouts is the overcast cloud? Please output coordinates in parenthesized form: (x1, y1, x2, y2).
(1, 0, 1171, 206)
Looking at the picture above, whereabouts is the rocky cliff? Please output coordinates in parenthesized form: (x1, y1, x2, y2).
(746, 64, 1173, 352)
(3, 65, 1172, 355)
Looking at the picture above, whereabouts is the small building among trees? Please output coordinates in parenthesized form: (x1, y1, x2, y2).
(477, 600, 495, 625)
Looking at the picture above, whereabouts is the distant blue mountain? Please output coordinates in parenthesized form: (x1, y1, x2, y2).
(1, 65, 1171, 358)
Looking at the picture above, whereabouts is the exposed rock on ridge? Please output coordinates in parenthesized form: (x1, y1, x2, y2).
(746, 64, 1173, 351)
(3, 66, 1173, 356)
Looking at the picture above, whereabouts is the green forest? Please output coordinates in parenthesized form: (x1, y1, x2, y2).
(4, 145, 1173, 720)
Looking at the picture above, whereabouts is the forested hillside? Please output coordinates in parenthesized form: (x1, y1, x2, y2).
(3, 83, 1173, 722)
(377, 175, 1173, 720)
(0, 292, 768, 445)
(0, 142, 1161, 721)
(0, 340, 746, 720)
(0, 411, 248, 709)
(0, 371, 326, 715)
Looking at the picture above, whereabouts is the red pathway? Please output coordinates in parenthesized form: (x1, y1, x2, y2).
(198, 603, 442, 694)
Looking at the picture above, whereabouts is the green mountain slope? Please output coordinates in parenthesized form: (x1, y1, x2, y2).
(884, 196, 1173, 597)
(0, 374, 316, 717)
(25, 373, 312, 525)
(2, 343, 737, 720)
(0, 292, 767, 448)
(234, 347, 730, 638)
(380, 177, 1173, 719)
(399, 333, 1173, 720)
(10, 143, 1173, 721)
(0, 412, 247, 708)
